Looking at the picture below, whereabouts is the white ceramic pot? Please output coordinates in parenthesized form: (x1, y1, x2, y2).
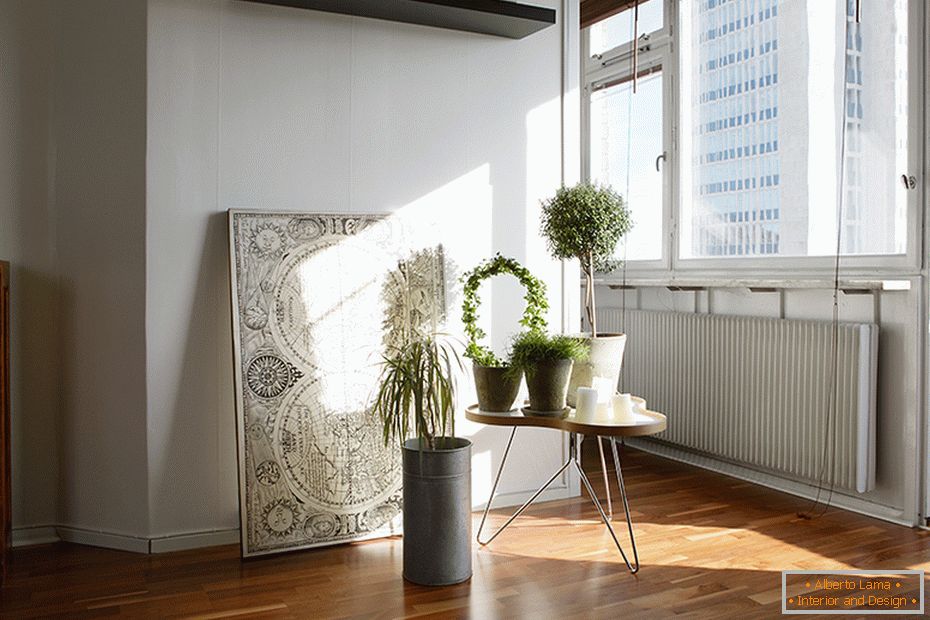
(566, 333, 627, 407)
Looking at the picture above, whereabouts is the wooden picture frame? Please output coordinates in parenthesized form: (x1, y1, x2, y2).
(0, 261, 10, 582)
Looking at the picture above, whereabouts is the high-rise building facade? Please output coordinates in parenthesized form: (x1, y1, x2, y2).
(691, 0, 782, 256)
(688, 0, 907, 258)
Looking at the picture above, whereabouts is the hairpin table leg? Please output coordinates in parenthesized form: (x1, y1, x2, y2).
(476, 427, 516, 545)
(477, 456, 572, 546)
(476, 430, 641, 574)
(572, 433, 640, 573)
(596, 436, 613, 519)
(610, 437, 637, 563)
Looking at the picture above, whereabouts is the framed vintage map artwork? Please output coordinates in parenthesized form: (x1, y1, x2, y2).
(228, 210, 445, 556)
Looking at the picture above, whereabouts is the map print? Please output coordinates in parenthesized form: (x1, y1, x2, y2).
(229, 211, 445, 556)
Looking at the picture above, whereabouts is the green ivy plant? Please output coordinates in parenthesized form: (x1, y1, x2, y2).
(540, 182, 633, 337)
(461, 254, 549, 367)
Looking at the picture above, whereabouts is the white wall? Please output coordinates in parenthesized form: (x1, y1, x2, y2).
(145, 0, 577, 541)
(0, 0, 577, 551)
(0, 0, 59, 541)
(53, 0, 150, 539)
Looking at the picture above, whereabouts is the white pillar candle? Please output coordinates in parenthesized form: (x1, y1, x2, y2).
(595, 400, 615, 424)
(612, 393, 635, 424)
(591, 376, 615, 403)
(575, 387, 599, 422)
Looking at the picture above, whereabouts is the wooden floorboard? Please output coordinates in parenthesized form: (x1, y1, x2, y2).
(2, 447, 928, 619)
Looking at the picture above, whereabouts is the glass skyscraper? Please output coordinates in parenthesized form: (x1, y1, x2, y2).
(692, 0, 781, 256)
(689, 0, 907, 257)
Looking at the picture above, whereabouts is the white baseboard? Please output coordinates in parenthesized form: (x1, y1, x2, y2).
(629, 439, 912, 527)
(20, 525, 242, 554)
(149, 528, 240, 553)
(56, 526, 150, 553)
(473, 462, 581, 512)
(12, 525, 60, 547)
(474, 485, 577, 512)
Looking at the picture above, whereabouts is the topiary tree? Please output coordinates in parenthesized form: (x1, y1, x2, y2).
(540, 182, 632, 337)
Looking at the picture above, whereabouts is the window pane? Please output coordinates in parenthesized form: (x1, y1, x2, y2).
(679, 0, 909, 259)
(589, 0, 664, 57)
(589, 71, 664, 262)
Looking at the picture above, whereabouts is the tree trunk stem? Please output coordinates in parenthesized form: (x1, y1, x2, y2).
(588, 253, 597, 337)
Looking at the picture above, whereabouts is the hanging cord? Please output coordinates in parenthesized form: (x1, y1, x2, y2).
(798, 4, 854, 521)
(631, 0, 640, 93)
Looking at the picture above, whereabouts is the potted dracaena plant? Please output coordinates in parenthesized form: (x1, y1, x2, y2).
(507, 330, 589, 414)
(540, 182, 633, 406)
(372, 333, 472, 586)
(461, 254, 549, 412)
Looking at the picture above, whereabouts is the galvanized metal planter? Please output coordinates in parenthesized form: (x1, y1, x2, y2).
(402, 437, 472, 586)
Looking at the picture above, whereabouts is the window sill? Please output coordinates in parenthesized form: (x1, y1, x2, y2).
(591, 275, 913, 293)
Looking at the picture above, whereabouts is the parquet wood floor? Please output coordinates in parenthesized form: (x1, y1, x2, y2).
(2, 446, 928, 619)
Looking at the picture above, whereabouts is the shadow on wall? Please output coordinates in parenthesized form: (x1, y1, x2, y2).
(153, 212, 239, 535)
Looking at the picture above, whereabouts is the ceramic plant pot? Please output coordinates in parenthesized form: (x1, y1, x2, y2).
(472, 364, 521, 412)
(524, 358, 574, 413)
(566, 333, 627, 407)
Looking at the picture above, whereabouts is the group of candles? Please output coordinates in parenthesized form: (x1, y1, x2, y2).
(574, 376, 638, 425)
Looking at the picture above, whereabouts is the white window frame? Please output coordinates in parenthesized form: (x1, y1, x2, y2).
(922, 0, 930, 528)
(582, 0, 675, 272)
(582, 0, 926, 281)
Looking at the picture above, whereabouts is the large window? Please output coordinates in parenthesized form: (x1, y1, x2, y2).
(585, 0, 669, 263)
(584, 0, 920, 269)
(589, 71, 664, 261)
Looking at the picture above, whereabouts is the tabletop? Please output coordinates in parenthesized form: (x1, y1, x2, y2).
(465, 401, 667, 438)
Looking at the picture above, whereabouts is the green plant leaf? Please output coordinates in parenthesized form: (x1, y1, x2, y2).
(459, 253, 550, 367)
(506, 331, 589, 378)
(371, 334, 463, 450)
(539, 182, 633, 336)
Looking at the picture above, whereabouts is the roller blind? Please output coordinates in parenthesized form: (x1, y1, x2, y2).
(580, 0, 640, 29)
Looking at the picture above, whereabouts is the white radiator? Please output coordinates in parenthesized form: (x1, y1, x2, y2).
(601, 309, 878, 493)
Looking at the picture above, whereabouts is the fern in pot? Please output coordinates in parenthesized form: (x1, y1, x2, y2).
(461, 254, 549, 412)
(540, 182, 633, 406)
(508, 331, 588, 414)
(372, 334, 472, 586)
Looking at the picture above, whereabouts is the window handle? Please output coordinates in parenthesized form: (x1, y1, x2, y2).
(901, 174, 916, 190)
(656, 151, 667, 172)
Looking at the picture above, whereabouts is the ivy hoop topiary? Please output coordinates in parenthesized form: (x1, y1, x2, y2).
(461, 253, 549, 368)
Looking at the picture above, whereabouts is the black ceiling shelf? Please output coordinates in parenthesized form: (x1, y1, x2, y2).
(241, 0, 556, 39)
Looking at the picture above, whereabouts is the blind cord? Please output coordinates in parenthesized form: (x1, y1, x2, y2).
(798, 4, 854, 521)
